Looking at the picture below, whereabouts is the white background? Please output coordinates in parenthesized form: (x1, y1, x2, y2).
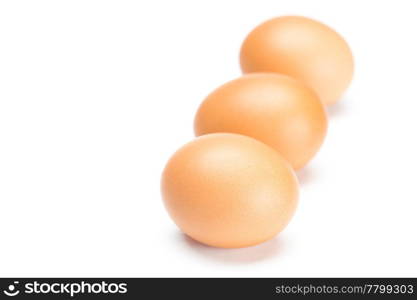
(1, 0, 416, 277)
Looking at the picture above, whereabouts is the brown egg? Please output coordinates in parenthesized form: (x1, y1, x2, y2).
(240, 16, 354, 105)
(194, 73, 327, 170)
(161, 133, 299, 248)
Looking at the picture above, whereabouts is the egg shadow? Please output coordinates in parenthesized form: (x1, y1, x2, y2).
(326, 98, 349, 118)
(177, 233, 287, 265)
(296, 165, 318, 186)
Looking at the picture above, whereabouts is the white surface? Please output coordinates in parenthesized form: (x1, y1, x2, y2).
(0, 0, 416, 277)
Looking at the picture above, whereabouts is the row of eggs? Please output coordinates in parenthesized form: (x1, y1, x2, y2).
(161, 16, 354, 248)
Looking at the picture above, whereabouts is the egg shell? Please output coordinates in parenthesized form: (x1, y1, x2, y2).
(161, 133, 299, 248)
(194, 73, 328, 170)
(240, 16, 354, 105)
